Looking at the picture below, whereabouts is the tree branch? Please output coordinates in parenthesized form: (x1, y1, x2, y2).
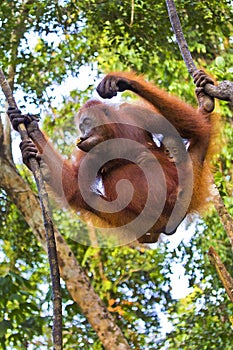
(0, 68, 63, 350)
(166, 0, 196, 75)
(3, 0, 36, 163)
(165, 0, 215, 113)
(208, 247, 233, 302)
(165, 0, 233, 254)
(205, 80, 233, 103)
(166, 0, 233, 104)
(213, 191, 233, 253)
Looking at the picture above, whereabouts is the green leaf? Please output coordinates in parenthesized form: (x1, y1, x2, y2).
(0, 320, 13, 338)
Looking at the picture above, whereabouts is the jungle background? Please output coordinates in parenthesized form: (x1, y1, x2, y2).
(0, 0, 233, 349)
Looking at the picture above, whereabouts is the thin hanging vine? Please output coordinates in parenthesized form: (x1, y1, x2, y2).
(0, 68, 63, 350)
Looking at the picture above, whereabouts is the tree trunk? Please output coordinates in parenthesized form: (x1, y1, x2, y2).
(0, 155, 131, 350)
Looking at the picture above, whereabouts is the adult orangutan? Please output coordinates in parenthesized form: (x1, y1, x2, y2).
(8, 70, 216, 244)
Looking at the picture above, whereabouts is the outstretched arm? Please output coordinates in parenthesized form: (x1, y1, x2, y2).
(97, 71, 211, 142)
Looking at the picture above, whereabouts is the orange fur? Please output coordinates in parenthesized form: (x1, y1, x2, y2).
(27, 71, 219, 244)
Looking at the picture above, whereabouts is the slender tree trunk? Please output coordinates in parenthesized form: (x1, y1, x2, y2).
(0, 154, 131, 350)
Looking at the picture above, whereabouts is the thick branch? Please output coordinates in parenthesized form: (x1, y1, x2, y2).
(205, 81, 233, 103)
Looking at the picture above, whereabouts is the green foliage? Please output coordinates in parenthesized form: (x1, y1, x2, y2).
(0, 190, 52, 348)
(0, 0, 233, 348)
(157, 230, 233, 350)
(0, 272, 48, 349)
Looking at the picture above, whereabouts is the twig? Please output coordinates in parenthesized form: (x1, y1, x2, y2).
(213, 191, 233, 253)
(0, 68, 63, 350)
(130, 0, 135, 26)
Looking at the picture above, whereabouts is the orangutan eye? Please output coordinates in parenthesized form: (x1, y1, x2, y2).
(83, 118, 92, 127)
